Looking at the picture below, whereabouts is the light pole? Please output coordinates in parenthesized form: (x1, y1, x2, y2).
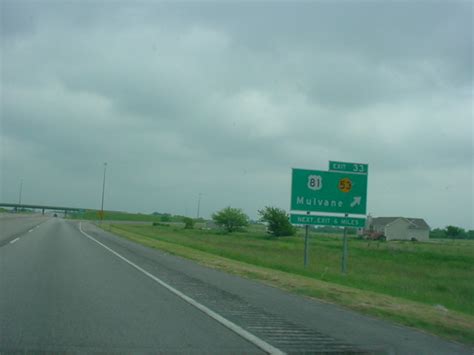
(196, 192, 203, 219)
(18, 179, 23, 205)
(100, 162, 107, 221)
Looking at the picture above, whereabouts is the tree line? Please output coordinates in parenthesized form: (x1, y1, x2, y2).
(430, 226, 474, 240)
(153, 207, 474, 241)
(211, 206, 296, 237)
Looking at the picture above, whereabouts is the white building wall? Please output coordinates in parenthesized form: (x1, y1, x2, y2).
(384, 219, 411, 241)
(384, 218, 430, 241)
(407, 228, 429, 241)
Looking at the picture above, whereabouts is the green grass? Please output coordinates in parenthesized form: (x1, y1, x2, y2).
(107, 224, 474, 315)
(0, 208, 34, 214)
(101, 223, 474, 344)
(68, 209, 179, 222)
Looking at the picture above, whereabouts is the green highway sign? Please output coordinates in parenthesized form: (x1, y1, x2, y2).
(290, 214, 366, 228)
(329, 161, 368, 175)
(291, 168, 368, 215)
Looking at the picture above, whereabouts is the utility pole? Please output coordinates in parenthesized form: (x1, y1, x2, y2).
(196, 192, 203, 219)
(18, 179, 23, 205)
(100, 162, 107, 221)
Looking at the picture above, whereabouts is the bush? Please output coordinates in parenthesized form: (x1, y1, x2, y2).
(212, 207, 249, 233)
(183, 217, 195, 229)
(366, 232, 385, 241)
(258, 206, 295, 237)
(152, 222, 169, 227)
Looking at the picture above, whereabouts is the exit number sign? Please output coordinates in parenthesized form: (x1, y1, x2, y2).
(329, 161, 368, 175)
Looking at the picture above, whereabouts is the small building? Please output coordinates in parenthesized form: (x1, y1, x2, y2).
(366, 216, 430, 241)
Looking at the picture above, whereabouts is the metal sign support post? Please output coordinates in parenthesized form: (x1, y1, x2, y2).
(304, 211, 310, 268)
(341, 213, 348, 274)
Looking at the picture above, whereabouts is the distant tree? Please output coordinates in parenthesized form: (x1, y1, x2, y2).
(212, 207, 249, 233)
(430, 228, 447, 239)
(183, 217, 195, 229)
(258, 206, 295, 237)
(445, 225, 463, 238)
(161, 214, 172, 222)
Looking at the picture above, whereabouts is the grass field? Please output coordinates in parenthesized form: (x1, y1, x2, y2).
(101, 222, 474, 344)
(68, 210, 172, 222)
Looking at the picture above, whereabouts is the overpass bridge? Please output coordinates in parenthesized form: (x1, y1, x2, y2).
(0, 203, 85, 216)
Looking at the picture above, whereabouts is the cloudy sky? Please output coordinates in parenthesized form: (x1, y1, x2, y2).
(1, 1, 472, 229)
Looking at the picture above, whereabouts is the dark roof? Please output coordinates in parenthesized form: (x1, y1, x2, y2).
(371, 217, 399, 227)
(370, 217, 430, 230)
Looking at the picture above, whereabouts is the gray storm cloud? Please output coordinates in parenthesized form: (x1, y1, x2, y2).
(1, 1, 472, 229)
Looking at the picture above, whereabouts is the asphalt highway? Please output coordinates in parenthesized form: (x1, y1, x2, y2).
(0, 214, 49, 246)
(0, 217, 471, 354)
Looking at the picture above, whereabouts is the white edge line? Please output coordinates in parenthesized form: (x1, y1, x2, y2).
(78, 222, 285, 355)
(10, 237, 20, 244)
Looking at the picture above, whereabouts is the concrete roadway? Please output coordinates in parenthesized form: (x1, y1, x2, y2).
(0, 213, 49, 246)
(0, 217, 472, 354)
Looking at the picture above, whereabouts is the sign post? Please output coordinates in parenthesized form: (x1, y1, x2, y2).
(290, 161, 368, 272)
(341, 213, 349, 274)
(304, 211, 310, 268)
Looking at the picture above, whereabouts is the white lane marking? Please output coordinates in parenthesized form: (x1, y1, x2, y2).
(10, 237, 20, 244)
(78, 222, 284, 355)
